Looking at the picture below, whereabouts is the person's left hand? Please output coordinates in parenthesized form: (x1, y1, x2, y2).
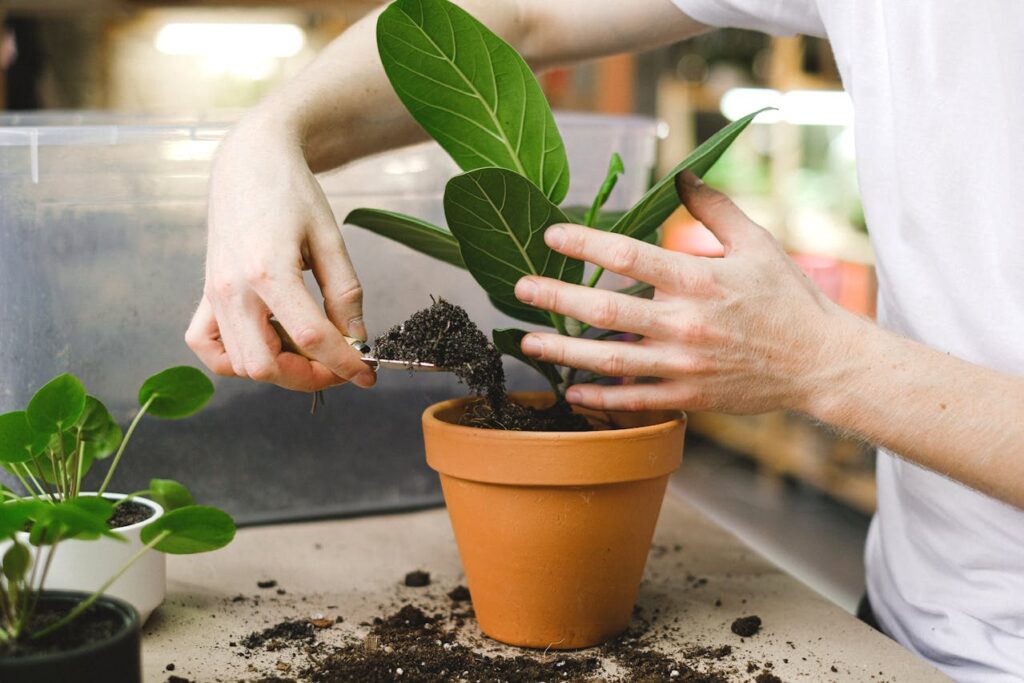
(513, 171, 856, 415)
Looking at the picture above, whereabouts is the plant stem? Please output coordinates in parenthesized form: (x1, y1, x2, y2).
(549, 312, 568, 336)
(586, 266, 604, 288)
(30, 530, 169, 640)
(97, 396, 155, 496)
(13, 465, 42, 501)
(112, 490, 151, 509)
(70, 436, 84, 498)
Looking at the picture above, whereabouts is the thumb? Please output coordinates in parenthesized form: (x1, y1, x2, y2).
(674, 171, 759, 252)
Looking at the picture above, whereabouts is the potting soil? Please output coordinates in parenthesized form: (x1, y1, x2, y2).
(373, 298, 590, 432)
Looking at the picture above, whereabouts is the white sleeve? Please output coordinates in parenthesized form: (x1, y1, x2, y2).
(672, 0, 826, 38)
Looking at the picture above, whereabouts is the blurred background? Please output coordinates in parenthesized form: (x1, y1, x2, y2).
(1, 2, 873, 612)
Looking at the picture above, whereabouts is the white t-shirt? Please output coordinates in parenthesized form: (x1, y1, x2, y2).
(672, 2, 1024, 681)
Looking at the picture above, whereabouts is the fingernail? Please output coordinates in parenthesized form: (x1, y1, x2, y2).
(521, 334, 542, 355)
(680, 170, 703, 188)
(545, 225, 566, 249)
(353, 371, 376, 388)
(348, 317, 367, 341)
(515, 278, 538, 303)
(565, 387, 582, 403)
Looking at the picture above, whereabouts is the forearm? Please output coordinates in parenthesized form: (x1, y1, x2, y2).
(229, 0, 705, 172)
(806, 315, 1024, 509)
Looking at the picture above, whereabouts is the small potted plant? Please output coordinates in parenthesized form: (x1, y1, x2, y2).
(345, 0, 768, 649)
(0, 493, 234, 682)
(0, 366, 218, 622)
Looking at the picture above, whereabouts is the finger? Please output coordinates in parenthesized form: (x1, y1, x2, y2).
(543, 223, 712, 295)
(247, 262, 376, 387)
(519, 334, 684, 378)
(516, 276, 670, 337)
(675, 171, 761, 251)
(212, 288, 279, 380)
(215, 286, 365, 391)
(565, 381, 696, 412)
(307, 214, 367, 341)
(185, 295, 235, 377)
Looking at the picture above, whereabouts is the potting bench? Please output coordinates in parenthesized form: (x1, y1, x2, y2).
(142, 491, 949, 681)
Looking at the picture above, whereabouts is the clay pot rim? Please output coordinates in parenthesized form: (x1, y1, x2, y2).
(423, 391, 685, 441)
(423, 392, 686, 486)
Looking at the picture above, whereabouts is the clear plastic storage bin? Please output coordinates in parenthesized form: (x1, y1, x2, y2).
(0, 112, 657, 524)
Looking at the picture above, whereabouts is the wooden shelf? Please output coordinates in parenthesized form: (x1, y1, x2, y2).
(688, 410, 876, 514)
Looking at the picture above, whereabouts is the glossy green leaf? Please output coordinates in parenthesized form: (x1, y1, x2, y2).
(583, 152, 624, 227)
(488, 295, 554, 328)
(444, 168, 582, 324)
(619, 281, 655, 298)
(0, 500, 43, 537)
(561, 207, 625, 231)
(610, 108, 771, 240)
(0, 411, 42, 464)
(492, 328, 562, 389)
(345, 208, 465, 268)
(76, 396, 122, 461)
(51, 498, 120, 541)
(148, 479, 194, 512)
(26, 374, 86, 433)
(138, 366, 214, 419)
(141, 505, 235, 555)
(3, 541, 31, 582)
(377, 0, 569, 203)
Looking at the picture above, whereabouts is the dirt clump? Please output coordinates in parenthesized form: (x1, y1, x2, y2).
(730, 616, 762, 638)
(447, 585, 471, 602)
(403, 570, 430, 587)
(373, 298, 590, 432)
(241, 619, 316, 650)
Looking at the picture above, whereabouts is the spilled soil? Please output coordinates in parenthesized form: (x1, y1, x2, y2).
(224, 599, 766, 683)
(373, 298, 590, 432)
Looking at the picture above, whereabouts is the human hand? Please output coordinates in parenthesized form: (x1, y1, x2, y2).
(186, 118, 376, 392)
(513, 172, 851, 414)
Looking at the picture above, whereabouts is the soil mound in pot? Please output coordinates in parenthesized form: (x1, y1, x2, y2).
(373, 298, 590, 432)
(108, 500, 154, 528)
(0, 602, 124, 658)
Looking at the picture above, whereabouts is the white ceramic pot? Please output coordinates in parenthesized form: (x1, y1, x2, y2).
(10, 493, 166, 623)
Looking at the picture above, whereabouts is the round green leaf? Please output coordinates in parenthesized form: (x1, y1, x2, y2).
(141, 505, 235, 554)
(43, 498, 121, 542)
(3, 541, 31, 582)
(77, 396, 122, 461)
(0, 500, 43, 537)
(148, 479, 194, 511)
(27, 374, 87, 433)
(138, 367, 214, 419)
(0, 411, 40, 464)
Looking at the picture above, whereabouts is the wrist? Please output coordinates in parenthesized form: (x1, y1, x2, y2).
(791, 307, 873, 420)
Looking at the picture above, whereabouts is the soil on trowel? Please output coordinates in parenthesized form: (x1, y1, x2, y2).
(373, 297, 591, 432)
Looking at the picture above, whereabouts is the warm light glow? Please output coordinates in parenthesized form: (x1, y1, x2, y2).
(721, 88, 853, 127)
(155, 23, 305, 80)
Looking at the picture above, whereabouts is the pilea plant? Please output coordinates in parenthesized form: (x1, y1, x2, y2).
(0, 367, 212, 508)
(346, 0, 768, 401)
(0, 367, 235, 647)
(0, 496, 234, 645)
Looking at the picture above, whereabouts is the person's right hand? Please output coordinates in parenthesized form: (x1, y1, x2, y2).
(185, 119, 377, 392)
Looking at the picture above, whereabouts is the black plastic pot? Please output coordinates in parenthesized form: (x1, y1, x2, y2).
(0, 591, 141, 683)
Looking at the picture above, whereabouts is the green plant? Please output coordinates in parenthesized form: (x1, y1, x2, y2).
(0, 367, 235, 646)
(0, 367, 212, 504)
(347, 0, 769, 399)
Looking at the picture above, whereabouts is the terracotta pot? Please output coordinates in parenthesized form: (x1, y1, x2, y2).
(423, 392, 686, 649)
